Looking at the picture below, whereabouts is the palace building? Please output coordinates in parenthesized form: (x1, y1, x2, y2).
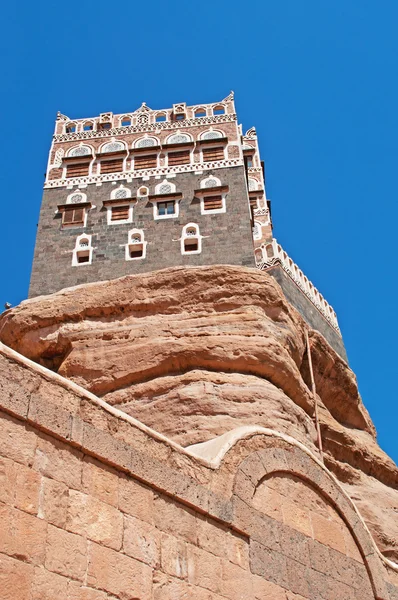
(29, 93, 344, 358)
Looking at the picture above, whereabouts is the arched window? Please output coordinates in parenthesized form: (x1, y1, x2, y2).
(167, 133, 191, 144)
(253, 221, 262, 240)
(201, 130, 223, 140)
(65, 122, 76, 133)
(194, 108, 207, 118)
(126, 229, 147, 260)
(155, 113, 167, 122)
(213, 105, 225, 115)
(121, 116, 131, 126)
(135, 137, 158, 148)
(83, 122, 93, 131)
(72, 234, 93, 266)
(181, 223, 202, 255)
(200, 176, 221, 189)
(137, 186, 149, 197)
(155, 180, 176, 195)
(68, 145, 92, 157)
(248, 178, 258, 191)
(101, 141, 125, 153)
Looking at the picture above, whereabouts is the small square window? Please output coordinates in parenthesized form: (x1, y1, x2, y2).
(157, 201, 175, 216)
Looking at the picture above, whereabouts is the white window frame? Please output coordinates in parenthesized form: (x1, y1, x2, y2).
(155, 180, 176, 195)
(107, 202, 134, 225)
(200, 192, 227, 215)
(72, 234, 93, 266)
(153, 198, 180, 220)
(181, 223, 202, 255)
(125, 229, 147, 261)
(61, 205, 89, 229)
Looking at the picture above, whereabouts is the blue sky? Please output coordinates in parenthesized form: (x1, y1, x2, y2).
(0, 1, 397, 462)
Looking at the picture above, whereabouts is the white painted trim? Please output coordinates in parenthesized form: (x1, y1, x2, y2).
(125, 229, 147, 261)
(72, 234, 93, 266)
(106, 203, 133, 226)
(110, 184, 132, 200)
(200, 175, 221, 188)
(66, 190, 87, 204)
(200, 193, 226, 215)
(155, 180, 176, 195)
(181, 223, 202, 255)
(153, 198, 179, 220)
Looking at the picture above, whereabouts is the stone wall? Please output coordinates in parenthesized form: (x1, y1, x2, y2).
(29, 167, 255, 297)
(1, 342, 397, 600)
(266, 265, 347, 361)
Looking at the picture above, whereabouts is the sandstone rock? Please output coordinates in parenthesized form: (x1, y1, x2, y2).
(0, 264, 397, 562)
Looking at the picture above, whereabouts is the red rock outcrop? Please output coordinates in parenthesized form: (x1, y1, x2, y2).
(0, 265, 397, 560)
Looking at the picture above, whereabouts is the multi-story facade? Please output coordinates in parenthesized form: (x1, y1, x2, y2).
(29, 93, 346, 359)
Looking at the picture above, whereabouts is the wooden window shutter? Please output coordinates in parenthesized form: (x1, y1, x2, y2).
(168, 150, 190, 166)
(203, 195, 223, 210)
(100, 159, 123, 174)
(202, 147, 224, 162)
(62, 207, 85, 225)
(111, 205, 129, 221)
(134, 154, 157, 169)
(66, 163, 90, 178)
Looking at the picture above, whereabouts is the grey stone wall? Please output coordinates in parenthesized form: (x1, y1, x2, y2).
(29, 166, 255, 297)
(266, 266, 348, 362)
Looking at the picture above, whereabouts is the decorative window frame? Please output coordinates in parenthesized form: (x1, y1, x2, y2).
(65, 122, 77, 133)
(120, 115, 132, 127)
(72, 234, 93, 266)
(200, 193, 227, 215)
(125, 229, 147, 261)
(60, 204, 89, 229)
(165, 148, 193, 168)
(248, 177, 259, 191)
(181, 223, 202, 255)
(212, 104, 226, 116)
(134, 136, 160, 148)
(66, 144, 93, 158)
(253, 221, 262, 240)
(200, 143, 226, 163)
(155, 180, 176, 195)
(165, 132, 193, 145)
(66, 190, 88, 205)
(155, 112, 168, 123)
(132, 152, 159, 171)
(153, 198, 180, 220)
(200, 129, 225, 141)
(200, 175, 221, 189)
(194, 107, 208, 118)
(110, 184, 132, 200)
(99, 140, 127, 154)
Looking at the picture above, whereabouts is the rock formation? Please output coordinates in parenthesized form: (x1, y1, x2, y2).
(0, 265, 397, 561)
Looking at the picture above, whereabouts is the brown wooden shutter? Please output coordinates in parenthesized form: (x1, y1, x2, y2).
(203, 195, 223, 210)
(100, 159, 123, 174)
(111, 205, 129, 221)
(134, 155, 157, 169)
(202, 147, 224, 162)
(66, 163, 90, 177)
(168, 150, 190, 166)
(62, 207, 85, 225)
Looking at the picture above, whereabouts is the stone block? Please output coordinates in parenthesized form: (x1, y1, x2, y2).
(118, 475, 154, 523)
(0, 456, 16, 505)
(0, 412, 37, 466)
(82, 456, 119, 507)
(154, 494, 197, 544)
(33, 434, 83, 489)
(87, 541, 152, 599)
(221, 559, 253, 599)
(66, 489, 124, 550)
(38, 476, 69, 527)
(28, 395, 72, 441)
(160, 532, 188, 579)
(310, 511, 346, 554)
(0, 553, 34, 600)
(67, 581, 108, 600)
(0, 503, 47, 565)
(31, 566, 69, 600)
(187, 544, 223, 594)
(249, 540, 289, 589)
(279, 521, 310, 566)
(281, 499, 312, 537)
(252, 574, 286, 600)
(14, 462, 41, 515)
(123, 514, 161, 568)
(45, 524, 87, 580)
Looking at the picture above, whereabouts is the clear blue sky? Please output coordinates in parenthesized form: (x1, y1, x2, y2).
(0, 1, 397, 463)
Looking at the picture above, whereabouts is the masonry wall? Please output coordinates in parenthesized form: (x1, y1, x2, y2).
(266, 265, 348, 361)
(29, 166, 255, 297)
(1, 344, 397, 600)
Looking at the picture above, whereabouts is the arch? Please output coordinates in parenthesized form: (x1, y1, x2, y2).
(110, 185, 132, 200)
(166, 132, 192, 144)
(67, 145, 93, 158)
(181, 223, 202, 255)
(200, 130, 224, 141)
(83, 122, 94, 131)
(213, 104, 226, 115)
(155, 180, 176, 195)
(200, 175, 221, 189)
(194, 107, 207, 118)
(155, 112, 167, 122)
(72, 234, 92, 266)
(65, 122, 77, 133)
(248, 178, 258, 191)
(66, 191, 87, 204)
(100, 140, 126, 153)
(137, 186, 149, 197)
(253, 221, 262, 240)
(135, 136, 159, 148)
(120, 115, 132, 127)
(126, 228, 147, 260)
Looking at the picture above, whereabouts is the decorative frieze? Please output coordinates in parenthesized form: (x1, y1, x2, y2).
(256, 238, 341, 334)
(44, 158, 244, 189)
(53, 114, 237, 143)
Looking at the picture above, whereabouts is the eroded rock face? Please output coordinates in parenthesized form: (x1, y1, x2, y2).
(0, 265, 397, 560)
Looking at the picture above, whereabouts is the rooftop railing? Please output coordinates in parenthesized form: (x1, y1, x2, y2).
(256, 239, 341, 335)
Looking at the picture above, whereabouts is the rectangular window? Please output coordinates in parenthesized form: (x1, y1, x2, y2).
(168, 150, 190, 166)
(134, 154, 157, 169)
(111, 205, 129, 221)
(202, 147, 224, 162)
(130, 248, 143, 259)
(66, 163, 89, 178)
(157, 201, 175, 216)
(62, 207, 85, 226)
(100, 159, 124, 174)
(203, 195, 223, 211)
(77, 253, 90, 263)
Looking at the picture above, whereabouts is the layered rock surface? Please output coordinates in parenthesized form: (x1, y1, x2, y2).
(0, 265, 397, 560)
